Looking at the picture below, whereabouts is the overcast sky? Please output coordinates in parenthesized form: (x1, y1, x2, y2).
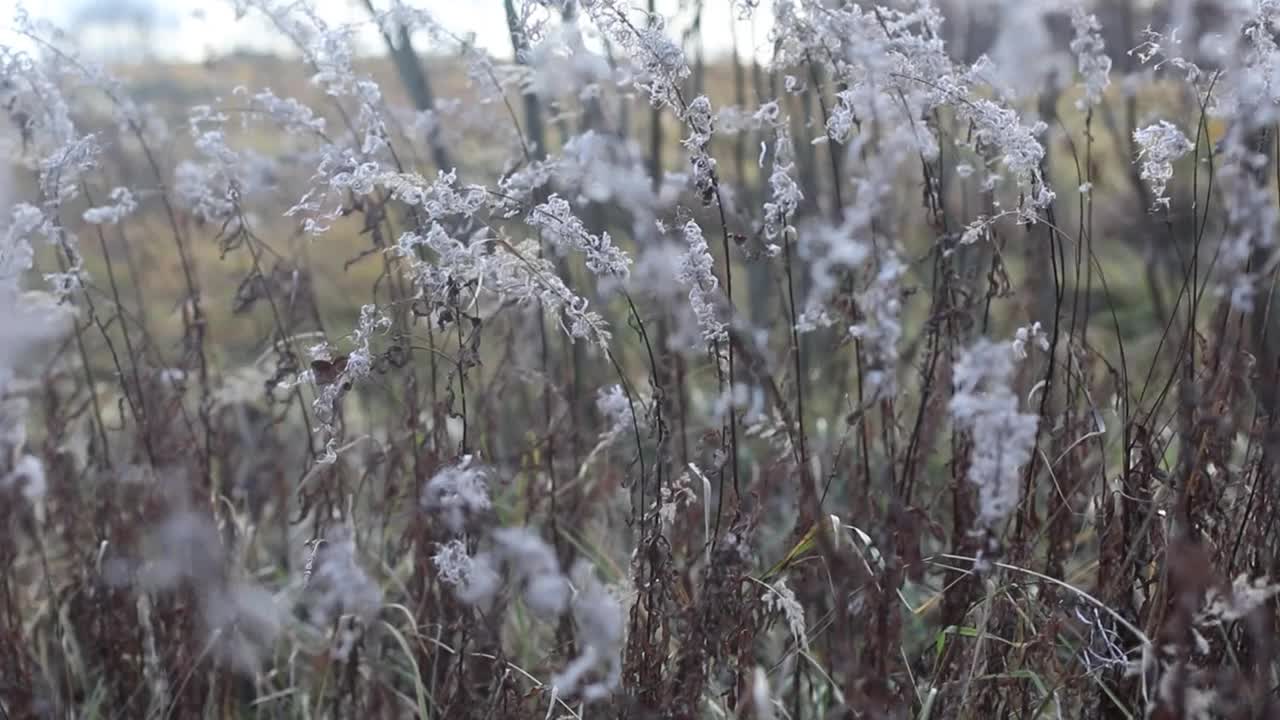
(2, 0, 777, 64)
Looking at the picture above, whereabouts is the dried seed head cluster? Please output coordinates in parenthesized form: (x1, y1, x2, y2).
(950, 339, 1039, 530)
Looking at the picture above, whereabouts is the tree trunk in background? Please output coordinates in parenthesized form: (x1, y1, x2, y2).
(1032, 83, 1060, 329)
(363, 0, 453, 173)
(1246, 127, 1280, 417)
(690, 1, 705, 98)
(504, 0, 548, 161)
(559, 2, 607, 139)
(730, 14, 749, 204)
(647, 0, 663, 190)
(736, 17, 771, 326)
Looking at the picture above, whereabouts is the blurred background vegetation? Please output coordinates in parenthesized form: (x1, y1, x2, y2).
(6, 0, 1230, 377)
